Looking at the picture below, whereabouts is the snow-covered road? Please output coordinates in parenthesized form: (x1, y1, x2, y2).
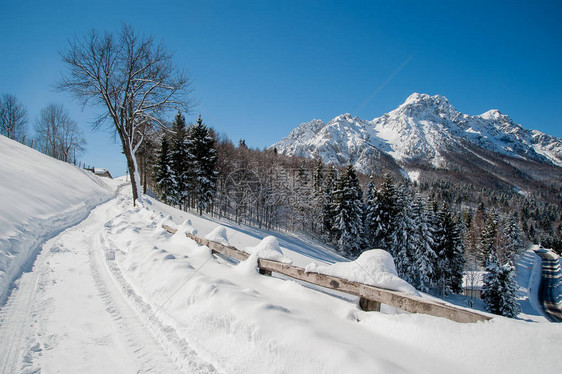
(535, 250, 562, 322)
(0, 186, 215, 373)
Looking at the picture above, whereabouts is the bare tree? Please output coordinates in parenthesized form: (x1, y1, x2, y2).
(35, 103, 85, 163)
(0, 93, 28, 141)
(58, 115, 87, 163)
(58, 24, 189, 205)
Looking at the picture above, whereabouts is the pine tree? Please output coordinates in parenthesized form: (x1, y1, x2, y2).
(187, 115, 218, 215)
(311, 159, 325, 235)
(322, 166, 338, 243)
(333, 165, 364, 257)
(482, 251, 521, 318)
(448, 216, 466, 294)
(312, 159, 324, 193)
(433, 203, 465, 295)
(153, 135, 175, 203)
(502, 213, 524, 261)
(411, 196, 437, 292)
(464, 206, 485, 269)
(294, 165, 313, 231)
(389, 191, 417, 284)
(370, 174, 398, 249)
(480, 213, 499, 266)
(169, 111, 190, 208)
(364, 179, 379, 248)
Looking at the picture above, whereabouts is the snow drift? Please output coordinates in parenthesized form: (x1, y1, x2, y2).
(106, 191, 562, 373)
(0, 135, 114, 303)
(305, 249, 419, 295)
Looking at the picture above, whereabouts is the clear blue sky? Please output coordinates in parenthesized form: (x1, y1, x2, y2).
(1, 0, 561, 177)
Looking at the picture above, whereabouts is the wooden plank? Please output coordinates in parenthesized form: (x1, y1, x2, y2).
(258, 259, 361, 295)
(359, 297, 381, 312)
(258, 268, 272, 276)
(162, 224, 491, 323)
(357, 284, 488, 323)
(162, 224, 178, 234)
(162, 224, 249, 261)
(258, 259, 490, 323)
(187, 233, 250, 262)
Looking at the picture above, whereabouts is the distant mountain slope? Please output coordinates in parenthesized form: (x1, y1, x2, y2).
(272, 93, 562, 189)
(0, 135, 114, 303)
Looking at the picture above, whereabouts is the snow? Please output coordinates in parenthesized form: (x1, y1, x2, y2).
(244, 235, 292, 263)
(479, 109, 503, 120)
(463, 270, 485, 289)
(305, 249, 419, 295)
(1, 134, 562, 373)
(465, 127, 481, 134)
(514, 248, 549, 322)
(172, 218, 198, 238)
(400, 168, 421, 183)
(0, 135, 113, 303)
(204, 225, 230, 246)
(109, 193, 562, 373)
(100, 193, 562, 373)
(407, 169, 420, 182)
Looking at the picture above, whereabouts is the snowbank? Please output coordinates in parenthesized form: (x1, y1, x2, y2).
(204, 225, 230, 246)
(109, 191, 562, 374)
(0, 135, 114, 303)
(244, 236, 292, 263)
(305, 249, 419, 296)
(171, 219, 198, 237)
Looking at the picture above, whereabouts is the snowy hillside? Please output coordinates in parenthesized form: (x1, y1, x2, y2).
(0, 133, 561, 373)
(0, 135, 113, 303)
(272, 93, 562, 175)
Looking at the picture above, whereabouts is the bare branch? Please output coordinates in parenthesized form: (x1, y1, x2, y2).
(0, 93, 28, 140)
(58, 24, 190, 204)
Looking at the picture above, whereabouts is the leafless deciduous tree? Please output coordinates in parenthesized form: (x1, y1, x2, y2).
(35, 103, 86, 163)
(0, 93, 28, 141)
(58, 24, 189, 205)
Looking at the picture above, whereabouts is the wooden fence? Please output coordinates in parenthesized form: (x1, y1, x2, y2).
(162, 224, 491, 323)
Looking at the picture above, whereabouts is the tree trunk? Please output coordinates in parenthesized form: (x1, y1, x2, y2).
(142, 156, 147, 195)
(122, 142, 140, 206)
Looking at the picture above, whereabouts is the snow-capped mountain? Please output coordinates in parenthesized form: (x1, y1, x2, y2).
(272, 93, 562, 186)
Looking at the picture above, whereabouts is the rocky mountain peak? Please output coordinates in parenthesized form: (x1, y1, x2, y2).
(271, 93, 562, 178)
(387, 93, 460, 121)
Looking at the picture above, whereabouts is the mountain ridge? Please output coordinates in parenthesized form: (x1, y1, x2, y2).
(271, 93, 562, 189)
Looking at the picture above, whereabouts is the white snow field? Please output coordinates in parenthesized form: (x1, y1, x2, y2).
(1, 135, 561, 373)
(0, 135, 113, 304)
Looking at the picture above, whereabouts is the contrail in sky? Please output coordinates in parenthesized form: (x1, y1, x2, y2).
(352, 53, 415, 117)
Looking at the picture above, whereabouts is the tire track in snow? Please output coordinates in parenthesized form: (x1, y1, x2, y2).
(0, 267, 42, 374)
(94, 212, 217, 373)
(0, 187, 119, 373)
(1, 187, 215, 373)
(88, 240, 178, 373)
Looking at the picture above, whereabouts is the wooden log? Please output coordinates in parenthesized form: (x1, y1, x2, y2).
(186, 233, 250, 262)
(258, 259, 361, 295)
(359, 297, 381, 312)
(162, 224, 491, 323)
(162, 224, 250, 261)
(356, 284, 488, 323)
(257, 259, 490, 323)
